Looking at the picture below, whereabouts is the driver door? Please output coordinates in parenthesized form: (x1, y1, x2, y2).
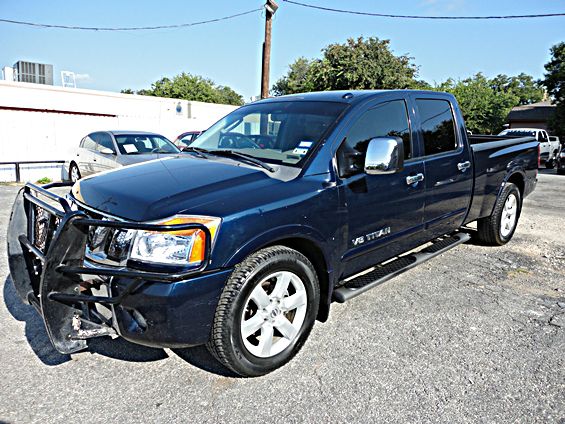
(338, 99, 427, 277)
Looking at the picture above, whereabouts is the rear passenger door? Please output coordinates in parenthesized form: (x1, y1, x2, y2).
(77, 134, 97, 176)
(413, 97, 473, 238)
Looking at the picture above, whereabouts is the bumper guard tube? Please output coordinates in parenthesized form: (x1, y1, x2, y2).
(7, 182, 230, 354)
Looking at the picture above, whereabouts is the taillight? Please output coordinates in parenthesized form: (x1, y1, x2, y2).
(538, 144, 541, 168)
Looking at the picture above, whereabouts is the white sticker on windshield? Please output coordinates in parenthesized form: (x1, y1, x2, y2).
(298, 141, 313, 148)
(123, 144, 138, 153)
(292, 147, 309, 155)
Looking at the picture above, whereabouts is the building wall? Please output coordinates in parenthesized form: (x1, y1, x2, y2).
(0, 80, 238, 163)
(509, 121, 548, 131)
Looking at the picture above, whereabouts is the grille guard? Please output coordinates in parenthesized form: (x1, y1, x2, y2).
(7, 182, 212, 354)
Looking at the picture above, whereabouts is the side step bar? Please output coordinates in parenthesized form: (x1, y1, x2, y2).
(333, 232, 471, 303)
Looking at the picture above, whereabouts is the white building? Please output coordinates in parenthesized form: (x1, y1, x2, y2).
(0, 80, 238, 182)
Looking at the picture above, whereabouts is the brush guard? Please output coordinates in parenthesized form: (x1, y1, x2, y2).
(7, 182, 212, 354)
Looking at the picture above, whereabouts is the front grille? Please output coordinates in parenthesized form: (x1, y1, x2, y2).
(85, 220, 133, 266)
(32, 204, 61, 254)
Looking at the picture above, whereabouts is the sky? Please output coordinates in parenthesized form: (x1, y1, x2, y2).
(0, 0, 563, 101)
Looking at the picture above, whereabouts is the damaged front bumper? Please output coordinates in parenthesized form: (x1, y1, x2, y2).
(7, 182, 230, 354)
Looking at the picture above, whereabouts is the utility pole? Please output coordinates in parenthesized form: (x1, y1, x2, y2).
(261, 0, 278, 99)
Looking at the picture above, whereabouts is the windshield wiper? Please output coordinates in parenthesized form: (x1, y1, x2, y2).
(183, 146, 210, 158)
(213, 150, 275, 173)
(183, 147, 275, 172)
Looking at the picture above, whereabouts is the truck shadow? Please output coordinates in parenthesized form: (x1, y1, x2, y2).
(3, 275, 237, 376)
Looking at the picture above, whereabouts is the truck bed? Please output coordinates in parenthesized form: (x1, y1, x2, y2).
(465, 135, 538, 224)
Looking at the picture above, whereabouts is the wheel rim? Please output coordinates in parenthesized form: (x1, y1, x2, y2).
(70, 167, 79, 182)
(500, 193, 518, 238)
(240, 271, 308, 358)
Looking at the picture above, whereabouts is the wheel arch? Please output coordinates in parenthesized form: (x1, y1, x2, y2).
(505, 171, 525, 199)
(263, 237, 331, 322)
(223, 227, 335, 322)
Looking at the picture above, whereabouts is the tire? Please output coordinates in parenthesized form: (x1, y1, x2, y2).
(69, 163, 81, 182)
(545, 159, 555, 169)
(207, 246, 320, 377)
(557, 169, 565, 175)
(476, 182, 521, 246)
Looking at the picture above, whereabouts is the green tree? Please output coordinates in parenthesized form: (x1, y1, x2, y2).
(541, 42, 565, 137)
(490, 73, 544, 105)
(122, 73, 244, 106)
(272, 57, 314, 96)
(272, 37, 419, 95)
(438, 73, 519, 134)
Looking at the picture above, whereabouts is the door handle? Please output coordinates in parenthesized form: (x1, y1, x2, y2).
(406, 173, 424, 185)
(457, 161, 471, 172)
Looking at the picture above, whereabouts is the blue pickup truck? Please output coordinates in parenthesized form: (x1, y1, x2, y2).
(7, 90, 539, 376)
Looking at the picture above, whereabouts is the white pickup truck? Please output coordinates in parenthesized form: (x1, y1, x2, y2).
(499, 128, 559, 168)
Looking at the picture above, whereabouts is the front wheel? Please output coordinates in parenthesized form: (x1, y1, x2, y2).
(69, 163, 81, 182)
(545, 159, 555, 169)
(207, 246, 320, 377)
(476, 182, 521, 245)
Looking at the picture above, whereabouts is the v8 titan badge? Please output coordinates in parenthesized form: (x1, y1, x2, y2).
(352, 227, 391, 246)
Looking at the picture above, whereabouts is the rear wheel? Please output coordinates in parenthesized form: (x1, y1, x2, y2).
(69, 163, 81, 182)
(476, 182, 521, 245)
(207, 246, 319, 377)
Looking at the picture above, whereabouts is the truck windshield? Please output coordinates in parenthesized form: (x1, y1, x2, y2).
(191, 101, 348, 166)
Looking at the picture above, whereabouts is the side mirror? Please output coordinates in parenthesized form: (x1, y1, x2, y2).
(364, 137, 404, 175)
(99, 147, 115, 155)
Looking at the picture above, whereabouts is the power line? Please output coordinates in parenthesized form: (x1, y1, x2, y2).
(282, 0, 565, 20)
(0, 7, 263, 31)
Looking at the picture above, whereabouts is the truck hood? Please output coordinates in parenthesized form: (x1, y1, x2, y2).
(71, 156, 289, 221)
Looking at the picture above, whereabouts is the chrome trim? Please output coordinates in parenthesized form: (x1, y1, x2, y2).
(364, 137, 404, 175)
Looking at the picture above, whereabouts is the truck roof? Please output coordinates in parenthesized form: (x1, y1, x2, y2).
(253, 90, 452, 105)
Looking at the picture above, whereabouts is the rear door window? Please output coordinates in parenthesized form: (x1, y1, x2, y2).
(416, 99, 458, 156)
(82, 134, 98, 151)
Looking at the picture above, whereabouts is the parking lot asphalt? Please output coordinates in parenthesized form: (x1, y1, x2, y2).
(0, 171, 563, 423)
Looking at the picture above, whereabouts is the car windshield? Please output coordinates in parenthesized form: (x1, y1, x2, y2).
(115, 134, 180, 155)
(499, 130, 536, 137)
(190, 101, 348, 166)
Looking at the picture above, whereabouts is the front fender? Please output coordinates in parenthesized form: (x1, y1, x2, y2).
(223, 224, 334, 270)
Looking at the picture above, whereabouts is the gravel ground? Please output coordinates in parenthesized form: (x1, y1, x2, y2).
(0, 171, 563, 423)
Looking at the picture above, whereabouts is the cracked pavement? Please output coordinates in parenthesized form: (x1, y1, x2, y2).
(0, 169, 564, 423)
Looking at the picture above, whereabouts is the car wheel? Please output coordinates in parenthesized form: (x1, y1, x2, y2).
(69, 163, 81, 182)
(476, 183, 521, 246)
(545, 159, 555, 169)
(207, 246, 320, 377)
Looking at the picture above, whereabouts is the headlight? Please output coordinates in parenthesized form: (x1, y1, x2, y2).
(130, 215, 221, 266)
(560, 151, 565, 158)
